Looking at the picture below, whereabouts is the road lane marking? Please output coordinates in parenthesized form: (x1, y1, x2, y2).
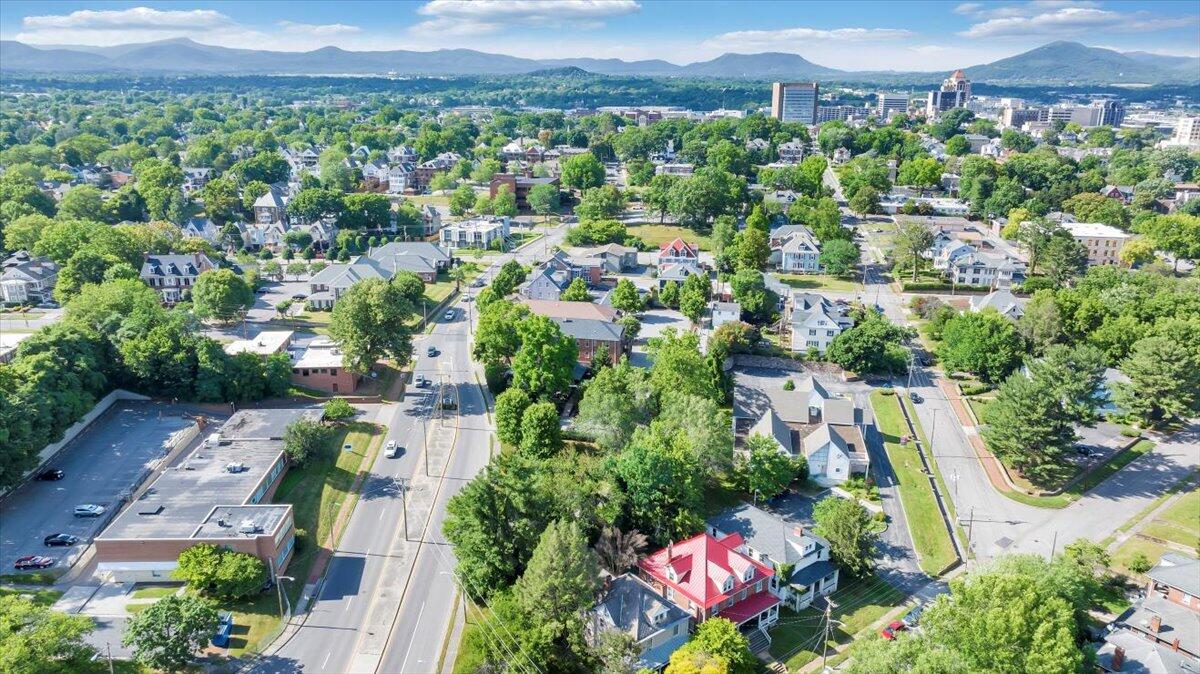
(344, 597, 354, 612)
(399, 601, 427, 672)
(322, 651, 332, 670)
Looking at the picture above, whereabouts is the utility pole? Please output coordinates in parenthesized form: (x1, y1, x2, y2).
(399, 477, 410, 541)
(820, 602, 835, 672)
(106, 644, 114, 674)
(1050, 530, 1058, 558)
(966, 507, 975, 556)
(270, 558, 284, 618)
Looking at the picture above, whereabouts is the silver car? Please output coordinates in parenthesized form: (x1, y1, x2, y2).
(73, 504, 106, 518)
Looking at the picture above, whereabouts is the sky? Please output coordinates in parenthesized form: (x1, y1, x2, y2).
(1, 1, 1197, 71)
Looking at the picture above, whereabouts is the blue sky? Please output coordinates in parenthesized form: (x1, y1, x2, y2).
(1, 1, 1196, 70)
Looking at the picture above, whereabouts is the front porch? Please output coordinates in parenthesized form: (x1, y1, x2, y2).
(717, 591, 780, 629)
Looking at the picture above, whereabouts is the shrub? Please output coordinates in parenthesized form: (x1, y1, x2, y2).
(1017, 277, 1057, 293)
(782, 379, 795, 391)
(322, 398, 355, 421)
(176, 544, 268, 599)
(880, 388, 896, 396)
(1119, 427, 1141, 438)
(961, 382, 993, 396)
(1127, 552, 1152, 574)
(282, 418, 331, 465)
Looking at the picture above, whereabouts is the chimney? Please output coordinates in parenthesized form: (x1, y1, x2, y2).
(1111, 645, 1125, 671)
(1149, 614, 1162, 633)
(1172, 638, 1180, 652)
(667, 540, 674, 560)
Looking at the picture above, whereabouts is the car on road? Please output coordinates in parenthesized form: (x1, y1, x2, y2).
(255, 286, 270, 294)
(414, 374, 427, 387)
(471, 278, 485, 288)
(385, 442, 404, 459)
(43, 534, 79, 547)
(909, 391, 923, 404)
(426, 346, 437, 357)
(35, 469, 64, 481)
(13, 556, 55, 570)
(444, 309, 455, 320)
(439, 394, 457, 410)
(1075, 446, 1094, 457)
(73, 504, 106, 518)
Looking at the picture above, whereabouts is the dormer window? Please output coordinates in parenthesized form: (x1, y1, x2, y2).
(742, 567, 754, 583)
(666, 567, 677, 582)
(723, 575, 734, 592)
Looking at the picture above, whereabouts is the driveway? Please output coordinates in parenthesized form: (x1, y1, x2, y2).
(629, 308, 691, 368)
(248, 280, 311, 323)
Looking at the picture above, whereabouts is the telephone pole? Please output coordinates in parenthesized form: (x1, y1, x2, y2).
(820, 602, 835, 672)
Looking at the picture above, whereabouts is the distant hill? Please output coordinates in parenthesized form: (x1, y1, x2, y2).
(964, 41, 1182, 84)
(0, 38, 1194, 85)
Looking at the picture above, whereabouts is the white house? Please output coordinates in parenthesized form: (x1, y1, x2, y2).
(789, 292, 853, 353)
(519, 265, 572, 301)
(657, 238, 700, 267)
(439, 216, 509, 250)
(1, 251, 58, 305)
(774, 226, 822, 273)
(709, 301, 741, 330)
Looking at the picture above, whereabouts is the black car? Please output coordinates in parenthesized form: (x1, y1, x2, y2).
(909, 391, 923, 404)
(43, 534, 79, 547)
(35, 469, 64, 481)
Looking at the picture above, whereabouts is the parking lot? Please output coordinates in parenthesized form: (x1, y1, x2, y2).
(0, 401, 197, 576)
(247, 280, 310, 323)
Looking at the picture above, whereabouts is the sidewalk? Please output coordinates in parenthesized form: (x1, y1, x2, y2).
(936, 378, 1015, 496)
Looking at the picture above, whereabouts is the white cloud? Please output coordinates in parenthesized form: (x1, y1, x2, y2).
(278, 21, 362, 37)
(14, 6, 270, 46)
(702, 26, 914, 52)
(961, 5, 1194, 38)
(953, 3, 984, 15)
(412, 0, 640, 35)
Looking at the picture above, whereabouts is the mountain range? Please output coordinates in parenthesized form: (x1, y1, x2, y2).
(1, 38, 1195, 85)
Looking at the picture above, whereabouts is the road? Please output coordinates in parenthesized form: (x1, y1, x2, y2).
(250, 222, 568, 674)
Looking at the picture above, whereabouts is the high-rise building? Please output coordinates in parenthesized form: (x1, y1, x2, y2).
(925, 70, 971, 118)
(1001, 106, 1042, 129)
(771, 82, 819, 125)
(1173, 117, 1200, 148)
(1092, 99, 1125, 127)
(876, 92, 909, 119)
(816, 105, 871, 123)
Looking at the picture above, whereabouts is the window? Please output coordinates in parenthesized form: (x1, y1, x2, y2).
(808, 329, 816, 336)
(755, 580, 763, 593)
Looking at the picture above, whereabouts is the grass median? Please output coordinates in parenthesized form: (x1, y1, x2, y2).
(870, 390, 959, 576)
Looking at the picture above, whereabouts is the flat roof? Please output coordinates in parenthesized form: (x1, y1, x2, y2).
(293, 339, 346, 369)
(1063, 221, 1131, 239)
(224, 330, 293, 356)
(98, 409, 316, 542)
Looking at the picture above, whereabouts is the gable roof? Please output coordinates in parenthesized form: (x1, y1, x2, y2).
(658, 237, 699, 257)
(638, 532, 774, 611)
(970, 289, 1026, 318)
(749, 408, 792, 453)
(522, 299, 618, 322)
(592, 574, 689, 643)
(252, 185, 287, 210)
(706, 503, 832, 571)
(550, 316, 624, 342)
(1148, 552, 1200, 598)
(141, 254, 212, 278)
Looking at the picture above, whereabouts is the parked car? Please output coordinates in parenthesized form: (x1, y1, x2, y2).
(73, 504, 106, 518)
(426, 346, 437, 357)
(292, 293, 307, 300)
(385, 442, 403, 459)
(13, 555, 55, 570)
(414, 374, 427, 388)
(881, 621, 907, 640)
(43, 534, 79, 547)
(35, 469, 64, 481)
(909, 391, 923, 404)
(444, 309, 455, 321)
(902, 605, 924, 628)
(1075, 446, 1094, 457)
(471, 278, 485, 288)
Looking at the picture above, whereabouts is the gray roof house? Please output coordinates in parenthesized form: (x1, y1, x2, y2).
(586, 573, 691, 671)
(970, 289, 1026, 320)
(706, 503, 840, 611)
(1114, 552, 1200, 663)
(1, 251, 58, 304)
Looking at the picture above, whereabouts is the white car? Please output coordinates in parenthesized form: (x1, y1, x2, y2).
(73, 504, 106, 518)
(444, 310, 455, 320)
(385, 441, 401, 458)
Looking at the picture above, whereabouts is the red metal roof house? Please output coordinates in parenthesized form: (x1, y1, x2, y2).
(657, 237, 700, 267)
(638, 532, 781, 630)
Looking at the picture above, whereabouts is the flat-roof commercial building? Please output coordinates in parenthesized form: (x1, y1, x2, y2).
(93, 409, 317, 583)
(1061, 221, 1131, 266)
(771, 82, 818, 125)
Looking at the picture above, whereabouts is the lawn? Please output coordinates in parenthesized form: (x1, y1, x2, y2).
(966, 396, 995, 425)
(625, 223, 711, 250)
(273, 421, 384, 601)
(130, 585, 180, 600)
(0, 586, 62, 606)
(870, 391, 960, 576)
(452, 603, 492, 674)
(768, 575, 906, 670)
(776, 273, 862, 292)
(225, 591, 285, 657)
(1002, 440, 1158, 509)
(1112, 537, 1170, 577)
(1138, 488, 1199, 550)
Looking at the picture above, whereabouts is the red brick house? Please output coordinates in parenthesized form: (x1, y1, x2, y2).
(638, 532, 780, 631)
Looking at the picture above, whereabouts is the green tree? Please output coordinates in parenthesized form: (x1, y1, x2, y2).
(491, 185, 518, 218)
(1114, 333, 1200, 422)
(199, 176, 243, 225)
(338, 193, 390, 230)
(644, 173, 678, 224)
(1139, 214, 1200, 271)
(826, 314, 910, 374)
(648, 329, 721, 403)
(732, 227, 770, 271)
(729, 269, 776, 324)
(287, 188, 343, 224)
(518, 401, 562, 458)
(2, 213, 53, 251)
(1017, 289, 1063, 355)
(944, 135, 970, 156)
(1040, 232, 1088, 286)
(897, 157, 944, 191)
(1027, 344, 1106, 421)
(742, 434, 802, 500)
(0, 594, 96, 674)
(494, 387, 532, 447)
(813, 495, 877, 577)
(575, 357, 655, 450)
(328, 278, 415, 374)
(282, 418, 330, 465)
(668, 618, 757, 674)
(659, 280, 680, 308)
(323, 398, 356, 421)
(527, 183, 560, 220)
(470, 158, 502, 184)
(615, 427, 704, 544)
(892, 219, 935, 281)
(192, 269, 254, 324)
(56, 185, 108, 222)
(848, 185, 880, 216)
(575, 184, 626, 223)
(511, 315, 578, 400)
(472, 299, 530, 367)
(123, 595, 219, 673)
(54, 249, 124, 304)
(560, 152, 605, 191)
(609, 278, 644, 314)
(819, 238, 860, 276)
(560, 277, 592, 302)
(938, 310, 1023, 383)
(449, 184, 476, 216)
(678, 271, 711, 324)
(982, 374, 1076, 483)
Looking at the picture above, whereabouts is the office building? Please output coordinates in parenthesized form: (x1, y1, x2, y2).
(771, 82, 819, 125)
(1001, 106, 1042, 129)
(1169, 117, 1200, 149)
(1093, 99, 1125, 127)
(1062, 222, 1131, 266)
(876, 92, 909, 118)
(925, 70, 971, 118)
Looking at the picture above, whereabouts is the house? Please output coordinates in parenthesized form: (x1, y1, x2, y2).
(657, 238, 699, 267)
(412, 152, 462, 191)
(1061, 221, 1130, 266)
(1100, 184, 1135, 204)
(1, 251, 58, 305)
(181, 167, 213, 194)
(307, 260, 389, 309)
(581, 243, 638, 273)
(777, 139, 806, 164)
(1172, 183, 1200, 208)
(367, 241, 451, 276)
(420, 204, 442, 236)
(832, 147, 851, 164)
(386, 163, 415, 194)
(139, 253, 217, 304)
(657, 262, 701, 290)
(745, 138, 770, 153)
(546, 250, 603, 285)
(387, 145, 417, 164)
(638, 532, 780, 632)
(307, 242, 450, 308)
(253, 185, 289, 225)
(801, 419, 870, 487)
(224, 330, 294, 358)
(182, 217, 222, 245)
(439, 216, 509, 250)
(1097, 553, 1200, 672)
(520, 265, 573, 301)
(789, 292, 853, 354)
(489, 174, 560, 211)
(1096, 627, 1199, 673)
(586, 574, 691, 672)
(654, 163, 694, 176)
(773, 225, 822, 273)
(946, 250, 1025, 289)
(970, 289, 1025, 320)
(549, 316, 627, 366)
(706, 504, 839, 611)
(710, 301, 741, 330)
(290, 337, 356, 394)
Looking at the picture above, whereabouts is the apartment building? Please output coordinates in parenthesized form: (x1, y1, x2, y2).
(1062, 221, 1130, 266)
